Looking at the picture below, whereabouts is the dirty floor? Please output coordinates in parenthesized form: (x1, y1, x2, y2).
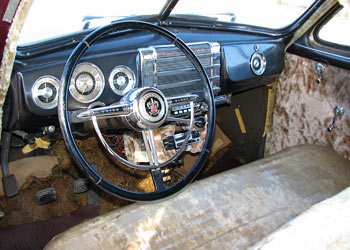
(0, 136, 185, 229)
(0, 129, 235, 229)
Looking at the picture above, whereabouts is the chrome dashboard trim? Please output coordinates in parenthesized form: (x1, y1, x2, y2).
(138, 41, 221, 95)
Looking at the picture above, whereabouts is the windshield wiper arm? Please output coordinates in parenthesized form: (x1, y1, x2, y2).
(158, 0, 179, 21)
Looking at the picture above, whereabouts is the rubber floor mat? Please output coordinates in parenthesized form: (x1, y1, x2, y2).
(0, 204, 99, 250)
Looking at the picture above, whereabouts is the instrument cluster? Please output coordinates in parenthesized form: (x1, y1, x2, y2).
(31, 62, 136, 109)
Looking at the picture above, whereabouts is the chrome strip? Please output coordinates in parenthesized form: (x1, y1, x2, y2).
(155, 52, 220, 62)
(2, 0, 20, 23)
(153, 64, 220, 77)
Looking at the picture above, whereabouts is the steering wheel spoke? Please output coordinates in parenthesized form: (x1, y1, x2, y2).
(141, 130, 159, 165)
(72, 103, 131, 122)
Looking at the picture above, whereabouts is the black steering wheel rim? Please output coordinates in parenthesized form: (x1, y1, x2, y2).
(58, 21, 216, 201)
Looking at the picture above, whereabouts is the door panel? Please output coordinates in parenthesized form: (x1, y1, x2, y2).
(265, 53, 350, 160)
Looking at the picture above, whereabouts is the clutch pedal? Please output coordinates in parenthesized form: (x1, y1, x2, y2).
(1, 131, 18, 197)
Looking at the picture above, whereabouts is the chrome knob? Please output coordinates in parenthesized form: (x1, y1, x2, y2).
(250, 52, 266, 75)
(316, 62, 326, 84)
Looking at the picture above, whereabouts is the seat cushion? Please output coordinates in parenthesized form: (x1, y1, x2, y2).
(45, 145, 350, 250)
(252, 186, 350, 250)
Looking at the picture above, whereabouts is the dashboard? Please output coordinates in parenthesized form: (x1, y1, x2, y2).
(6, 28, 285, 131)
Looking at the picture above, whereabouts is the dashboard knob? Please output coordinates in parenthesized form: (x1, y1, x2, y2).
(250, 51, 266, 75)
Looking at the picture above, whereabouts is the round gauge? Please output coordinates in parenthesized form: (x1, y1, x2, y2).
(109, 65, 136, 96)
(69, 62, 105, 103)
(32, 76, 59, 109)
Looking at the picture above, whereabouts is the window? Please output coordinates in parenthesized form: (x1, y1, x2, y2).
(171, 0, 314, 29)
(318, 0, 350, 47)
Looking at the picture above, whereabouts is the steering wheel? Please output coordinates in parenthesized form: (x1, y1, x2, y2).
(58, 21, 216, 201)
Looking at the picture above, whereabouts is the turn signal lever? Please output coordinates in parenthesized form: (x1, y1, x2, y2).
(328, 106, 345, 132)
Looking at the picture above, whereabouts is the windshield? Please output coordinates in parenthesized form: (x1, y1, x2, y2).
(19, 0, 166, 45)
(19, 0, 314, 45)
(171, 0, 314, 28)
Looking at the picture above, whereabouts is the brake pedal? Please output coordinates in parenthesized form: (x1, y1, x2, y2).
(36, 187, 57, 205)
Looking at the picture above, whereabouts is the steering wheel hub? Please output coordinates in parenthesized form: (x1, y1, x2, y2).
(122, 87, 168, 130)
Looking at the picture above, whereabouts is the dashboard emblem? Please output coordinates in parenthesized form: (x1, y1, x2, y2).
(146, 98, 161, 116)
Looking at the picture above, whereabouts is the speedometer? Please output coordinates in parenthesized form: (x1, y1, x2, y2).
(69, 62, 105, 103)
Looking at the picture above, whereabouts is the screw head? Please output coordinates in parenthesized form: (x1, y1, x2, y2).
(48, 126, 55, 133)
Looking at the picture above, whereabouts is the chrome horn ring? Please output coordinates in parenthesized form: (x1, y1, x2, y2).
(90, 88, 195, 170)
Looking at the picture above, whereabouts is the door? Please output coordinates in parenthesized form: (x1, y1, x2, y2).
(265, 1, 350, 160)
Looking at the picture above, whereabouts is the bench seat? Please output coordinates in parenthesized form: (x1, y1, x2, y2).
(45, 145, 350, 249)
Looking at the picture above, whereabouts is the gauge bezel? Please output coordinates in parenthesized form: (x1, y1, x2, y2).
(69, 62, 105, 103)
(31, 75, 59, 109)
(108, 65, 136, 96)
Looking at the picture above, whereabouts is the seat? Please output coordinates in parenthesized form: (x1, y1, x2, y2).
(252, 186, 350, 249)
(45, 145, 350, 249)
